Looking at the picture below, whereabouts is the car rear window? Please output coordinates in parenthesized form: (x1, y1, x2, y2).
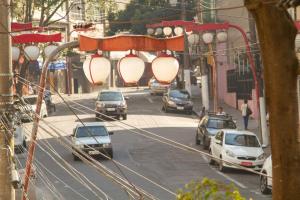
(76, 126, 108, 138)
(207, 119, 236, 129)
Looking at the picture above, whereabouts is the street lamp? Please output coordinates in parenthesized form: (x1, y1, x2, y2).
(163, 27, 173, 36)
(174, 26, 184, 36)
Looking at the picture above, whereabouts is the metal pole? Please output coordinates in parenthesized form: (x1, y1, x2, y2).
(22, 41, 79, 200)
(208, 43, 218, 112)
(0, 0, 14, 198)
(181, 0, 189, 89)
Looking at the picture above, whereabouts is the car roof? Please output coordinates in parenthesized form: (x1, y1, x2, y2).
(76, 122, 106, 128)
(221, 129, 257, 136)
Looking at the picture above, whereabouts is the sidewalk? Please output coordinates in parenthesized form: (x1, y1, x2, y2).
(191, 85, 271, 155)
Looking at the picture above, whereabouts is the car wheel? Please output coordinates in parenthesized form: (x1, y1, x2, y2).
(209, 149, 215, 165)
(203, 136, 208, 150)
(218, 157, 226, 172)
(108, 151, 113, 159)
(195, 133, 200, 145)
(260, 173, 271, 194)
(73, 154, 80, 161)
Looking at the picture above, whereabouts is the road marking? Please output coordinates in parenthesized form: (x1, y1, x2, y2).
(147, 97, 154, 103)
(201, 155, 247, 189)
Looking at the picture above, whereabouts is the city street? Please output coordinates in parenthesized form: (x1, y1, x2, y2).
(16, 88, 272, 200)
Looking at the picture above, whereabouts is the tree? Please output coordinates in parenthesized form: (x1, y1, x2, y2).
(244, 0, 300, 199)
(108, 0, 196, 35)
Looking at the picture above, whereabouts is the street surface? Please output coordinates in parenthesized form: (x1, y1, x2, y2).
(16, 88, 272, 200)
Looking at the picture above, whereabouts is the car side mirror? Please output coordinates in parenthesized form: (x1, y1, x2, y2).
(125, 96, 129, 100)
(109, 131, 114, 135)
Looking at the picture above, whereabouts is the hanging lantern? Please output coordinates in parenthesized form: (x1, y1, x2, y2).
(83, 54, 111, 85)
(163, 27, 173, 36)
(152, 53, 179, 84)
(202, 32, 214, 44)
(147, 28, 154, 35)
(174, 27, 184, 36)
(216, 31, 228, 42)
(44, 44, 58, 59)
(12, 46, 20, 61)
(118, 53, 145, 84)
(188, 33, 200, 45)
(24, 45, 40, 61)
(155, 27, 163, 35)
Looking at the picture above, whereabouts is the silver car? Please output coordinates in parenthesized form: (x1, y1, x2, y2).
(95, 90, 128, 120)
(71, 122, 114, 160)
(149, 78, 177, 95)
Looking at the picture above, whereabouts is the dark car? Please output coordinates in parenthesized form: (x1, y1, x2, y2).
(95, 90, 128, 120)
(195, 114, 237, 149)
(162, 89, 193, 114)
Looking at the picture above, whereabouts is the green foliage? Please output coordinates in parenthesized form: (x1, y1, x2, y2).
(177, 178, 246, 200)
(108, 0, 197, 35)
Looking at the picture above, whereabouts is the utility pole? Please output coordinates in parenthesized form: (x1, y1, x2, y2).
(181, 0, 190, 91)
(196, 0, 210, 110)
(248, 11, 267, 145)
(66, 0, 73, 95)
(0, 0, 15, 199)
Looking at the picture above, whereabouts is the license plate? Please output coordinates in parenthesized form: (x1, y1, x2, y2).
(88, 150, 99, 155)
(241, 162, 253, 166)
(107, 108, 115, 111)
(177, 106, 184, 110)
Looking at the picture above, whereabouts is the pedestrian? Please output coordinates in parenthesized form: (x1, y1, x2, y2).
(199, 106, 206, 121)
(216, 106, 226, 116)
(241, 99, 252, 130)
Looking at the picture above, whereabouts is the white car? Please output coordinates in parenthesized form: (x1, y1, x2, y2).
(209, 129, 266, 172)
(260, 155, 272, 194)
(71, 122, 114, 160)
(20, 95, 48, 121)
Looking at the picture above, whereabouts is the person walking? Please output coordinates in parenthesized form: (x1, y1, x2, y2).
(199, 106, 206, 121)
(241, 99, 252, 130)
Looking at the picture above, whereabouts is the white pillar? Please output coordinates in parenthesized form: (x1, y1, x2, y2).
(201, 75, 210, 110)
(260, 96, 269, 146)
(184, 69, 191, 96)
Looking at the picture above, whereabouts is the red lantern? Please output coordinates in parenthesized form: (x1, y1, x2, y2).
(152, 53, 179, 84)
(83, 54, 111, 85)
(118, 53, 145, 84)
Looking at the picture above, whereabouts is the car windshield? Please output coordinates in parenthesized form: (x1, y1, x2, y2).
(207, 119, 236, 129)
(169, 90, 190, 100)
(98, 92, 123, 101)
(225, 133, 260, 147)
(76, 126, 108, 138)
(24, 97, 37, 105)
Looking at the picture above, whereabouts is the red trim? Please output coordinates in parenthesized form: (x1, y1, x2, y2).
(12, 33, 62, 44)
(11, 22, 32, 31)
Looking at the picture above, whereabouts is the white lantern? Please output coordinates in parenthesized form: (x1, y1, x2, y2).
(12, 47, 20, 61)
(152, 54, 179, 84)
(174, 26, 184, 36)
(44, 44, 58, 59)
(118, 54, 145, 84)
(155, 27, 163, 35)
(188, 33, 200, 45)
(217, 31, 228, 42)
(24, 45, 40, 61)
(147, 28, 154, 35)
(202, 32, 214, 44)
(163, 27, 173, 36)
(83, 54, 111, 85)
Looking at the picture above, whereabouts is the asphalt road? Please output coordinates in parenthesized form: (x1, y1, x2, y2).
(16, 89, 272, 200)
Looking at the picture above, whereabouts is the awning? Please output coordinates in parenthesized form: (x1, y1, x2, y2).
(79, 34, 184, 52)
(12, 33, 62, 44)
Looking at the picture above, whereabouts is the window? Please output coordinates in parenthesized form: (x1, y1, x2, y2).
(98, 92, 123, 101)
(225, 134, 260, 147)
(76, 126, 108, 138)
(169, 90, 190, 100)
(207, 119, 236, 129)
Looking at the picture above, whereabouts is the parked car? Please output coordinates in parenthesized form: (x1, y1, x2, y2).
(260, 155, 272, 194)
(14, 123, 27, 153)
(209, 129, 266, 172)
(196, 114, 236, 149)
(71, 122, 114, 160)
(20, 95, 48, 122)
(162, 89, 193, 114)
(149, 77, 177, 95)
(95, 90, 128, 120)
